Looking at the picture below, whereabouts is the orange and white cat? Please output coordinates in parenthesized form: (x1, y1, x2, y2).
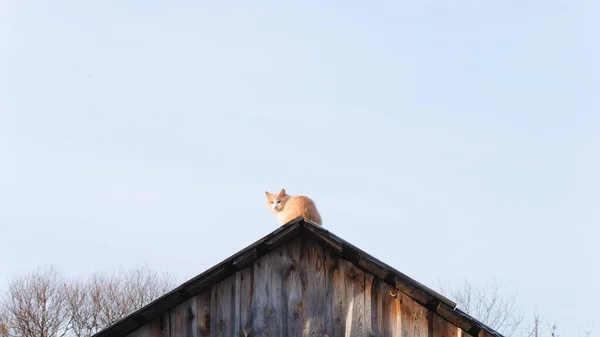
(265, 188, 322, 226)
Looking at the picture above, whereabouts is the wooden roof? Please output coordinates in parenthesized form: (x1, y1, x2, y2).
(93, 217, 502, 337)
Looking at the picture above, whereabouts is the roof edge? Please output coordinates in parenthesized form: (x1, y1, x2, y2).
(92, 217, 504, 337)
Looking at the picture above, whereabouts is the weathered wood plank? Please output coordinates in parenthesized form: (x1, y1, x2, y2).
(247, 242, 290, 336)
(433, 314, 459, 337)
(187, 299, 198, 337)
(284, 239, 304, 336)
(399, 291, 429, 337)
(366, 274, 401, 337)
(211, 275, 236, 337)
(151, 319, 163, 337)
(169, 301, 184, 337)
(301, 238, 334, 337)
(395, 276, 435, 309)
(157, 299, 191, 337)
(303, 225, 343, 254)
(436, 303, 472, 332)
(330, 258, 366, 337)
(364, 274, 374, 337)
(195, 289, 211, 337)
(237, 267, 254, 337)
(160, 310, 170, 337)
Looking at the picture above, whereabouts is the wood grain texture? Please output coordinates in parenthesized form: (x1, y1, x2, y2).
(399, 291, 429, 337)
(436, 304, 472, 332)
(433, 314, 459, 337)
(236, 267, 253, 337)
(169, 300, 184, 337)
(211, 275, 236, 337)
(331, 258, 366, 337)
(366, 274, 402, 337)
(248, 245, 288, 337)
(283, 239, 303, 337)
(301, 238, 333, 337)
(179, 298, 197, 337)
(160, 310, 170, 337)
(195, 289, 211, 337)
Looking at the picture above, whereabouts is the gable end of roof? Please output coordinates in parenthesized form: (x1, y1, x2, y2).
(93, 217, 504, 337)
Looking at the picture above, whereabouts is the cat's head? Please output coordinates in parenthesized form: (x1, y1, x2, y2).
(265, 188, 289, 212)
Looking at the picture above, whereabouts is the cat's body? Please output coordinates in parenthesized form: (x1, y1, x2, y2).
(265, 189, 322, 226)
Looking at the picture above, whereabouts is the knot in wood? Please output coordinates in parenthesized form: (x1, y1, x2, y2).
(315, 255, 323, 271)
(346, 267, 357, 280)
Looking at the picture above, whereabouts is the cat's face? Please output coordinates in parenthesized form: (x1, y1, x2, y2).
(265, 188, 289, 212)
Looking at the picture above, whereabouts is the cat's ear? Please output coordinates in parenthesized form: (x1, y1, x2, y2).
(265, 191, 272, 197)
(278, 188, 286, 196)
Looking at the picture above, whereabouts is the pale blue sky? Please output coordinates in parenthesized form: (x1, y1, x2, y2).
(1, 0, 598, 335)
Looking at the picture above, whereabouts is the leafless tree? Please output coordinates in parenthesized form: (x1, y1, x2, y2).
(72, 266, 175, 333)
(0, 266, 71, 337)
(436, 278, 524, 336)
(0, 310, 9, 337)
(0, 265, 176, 337)
(436, 279, 594, 337)
(525, 311, 594, 337)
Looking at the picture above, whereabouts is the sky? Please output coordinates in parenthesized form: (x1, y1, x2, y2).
(0, 0, 598, 335)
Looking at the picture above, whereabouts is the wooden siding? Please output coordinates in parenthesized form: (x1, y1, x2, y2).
(126, 237, 473, 337)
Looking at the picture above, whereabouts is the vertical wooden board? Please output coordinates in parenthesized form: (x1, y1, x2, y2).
(399, 291, 429, 337)
(150, 319, 163, 337)
(211, 275, 236, 337)
(283, 238, 303, 337)
(170, 301, 184, 337)
(163, 298, 196, 337)
(433, 314, 459, 337)
(161, 310, 171, 337)
(196, 289, 211, 337)
(364, 273, 374, 337)
(247, 243, 291, 336)
(181, 297, 198, 337)
(236, 266, 254, 337)
(300, 239, 334, 337)
(366, 275, 402, 337)
(330, 258, 366, 337)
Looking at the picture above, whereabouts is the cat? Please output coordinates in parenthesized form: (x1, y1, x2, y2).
(264, 188, 323, 226)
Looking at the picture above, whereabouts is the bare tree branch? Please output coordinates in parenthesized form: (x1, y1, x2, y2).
(435, 279, 594, 337)
(0, 266, 70, 337)
(1, 265, 176, 337)
(435, 278, 524, 337)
